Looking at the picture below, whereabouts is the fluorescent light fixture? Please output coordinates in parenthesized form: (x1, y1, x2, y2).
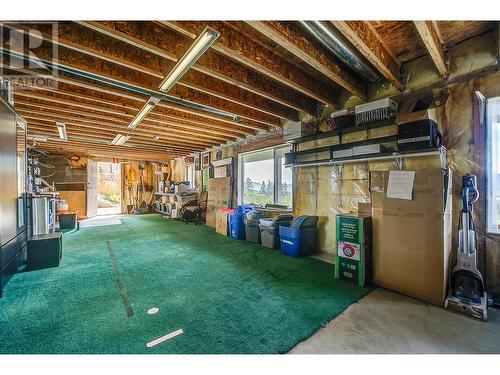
(125, 28, 218, 131)
(111, 134, 130, 145)
(56, 122, 67, 141)
(128, 97, 161, 130)
(158, 27, 220, 93)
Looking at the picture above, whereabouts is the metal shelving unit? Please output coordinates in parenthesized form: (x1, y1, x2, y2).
(285, 146, 447, 170)
(284, 119, 446, 170)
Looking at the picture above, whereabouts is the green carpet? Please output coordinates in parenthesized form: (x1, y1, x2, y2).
(0, 215, 372, 354)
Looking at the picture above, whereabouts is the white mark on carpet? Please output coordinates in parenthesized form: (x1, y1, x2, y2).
(147, 307, 160, 315)
(146, 329, 184, 348)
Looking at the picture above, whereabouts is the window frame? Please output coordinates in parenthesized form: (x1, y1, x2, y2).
(185, 164, 195, 189)
(486, 96, 500, 234)
(237, 144, 293, 207)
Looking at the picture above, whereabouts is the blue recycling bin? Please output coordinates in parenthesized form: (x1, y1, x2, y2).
(229, 213, 246, 240)
(279, 215, 319, 257)
(228, 205, 254, 240)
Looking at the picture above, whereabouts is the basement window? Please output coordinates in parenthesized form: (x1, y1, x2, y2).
(487, 97, 500, 234)
(186, 165, 195, 189)
(238, 145, 293, 208)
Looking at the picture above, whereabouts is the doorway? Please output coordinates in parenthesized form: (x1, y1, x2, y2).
(96, 161, 121, 215)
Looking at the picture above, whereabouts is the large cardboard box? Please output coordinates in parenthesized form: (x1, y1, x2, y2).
(206, 177, 232, 228)
(370, 168, 452, 306)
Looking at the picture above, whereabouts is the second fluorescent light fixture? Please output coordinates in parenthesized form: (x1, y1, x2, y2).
(56, 122, 67, 141)
(128, 97, 161, 130)
(111, 134, 130, 145)
(158, 27, 220, 92)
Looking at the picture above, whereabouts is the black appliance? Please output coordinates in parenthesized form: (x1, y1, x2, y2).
(0, 97, 28, 297)
(397, 119, 443, 151)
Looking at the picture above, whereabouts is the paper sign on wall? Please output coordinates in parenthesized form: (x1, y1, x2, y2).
(387, 170, 415, 200)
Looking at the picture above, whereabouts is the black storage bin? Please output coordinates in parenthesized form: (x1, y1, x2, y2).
(259, 214, 294, 249)
(59, 213, 77, 229)
(245, 211, 264, 244)
(26, 232, 62, 271)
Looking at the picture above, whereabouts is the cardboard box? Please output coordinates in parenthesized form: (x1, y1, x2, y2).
(335, 214, 372, 287)
(396, 94, 450, 126)
(216, 208, 235, 236)
(370, 168, 452, 306)
(206, 177, 232, 228)
(283, 121, 316, 141)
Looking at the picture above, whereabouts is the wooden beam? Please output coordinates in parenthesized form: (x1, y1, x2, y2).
(14, 98, 232, 143)
(15, 87, 249, 137)
(30, 140, 177, 162)
(331, 21, 402, 90)
(166, 21, 343, 106)
(2, 59, 269, 132)
(414, 21, 448, 78)
(6, 22, 298, 121)
(32, 43, 278, 129)
(246, 21, 367, 99)
(18, 109, 218, 148)
(75, 21, 318, 115)
(75, 21, 179, 61)
(26, 122, 197, 153)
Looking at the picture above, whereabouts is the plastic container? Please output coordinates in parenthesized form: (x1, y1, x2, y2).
(58, 213, 77, 229)
(229, 213, 246, 240)
(259, 214, 294, 249)
(244, 211, 264, 244)
(279, 215, 319, 257)
(227, 205, 255, 240)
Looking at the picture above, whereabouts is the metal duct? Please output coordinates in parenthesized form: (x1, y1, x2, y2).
(299, 21, 379, 82)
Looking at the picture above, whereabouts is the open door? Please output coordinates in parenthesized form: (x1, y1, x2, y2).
(86, 159, 98, 218)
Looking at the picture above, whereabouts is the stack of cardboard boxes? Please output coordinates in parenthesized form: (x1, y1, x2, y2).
(206, 177, 232, 228)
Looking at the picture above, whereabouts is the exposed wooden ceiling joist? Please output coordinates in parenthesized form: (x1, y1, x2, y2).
(331, 21, 402, 90)
(162, 21, 342, 106)
(245, 21, 367, 99)
(76, 21, 318, 115)
(5, 22, 298, 122)
(2, 65, 263, 134)
(15, 86, 249, 138)
(413, 21, 448, 77)
(8, 41, 278, 130)
(14, 95, 235, 142)
(26, 121, 200, 153)
(19, 110, 218, 148)
(30, 140, 176, 162)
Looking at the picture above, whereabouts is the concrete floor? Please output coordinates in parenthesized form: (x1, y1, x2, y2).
(291, 288, 500, 354)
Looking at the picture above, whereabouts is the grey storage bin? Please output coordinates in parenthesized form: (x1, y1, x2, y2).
(259, 214, 294, 249)
(245, 211, 264, 244)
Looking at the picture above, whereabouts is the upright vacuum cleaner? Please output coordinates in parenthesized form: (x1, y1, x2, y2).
(444, 174, 488, 321)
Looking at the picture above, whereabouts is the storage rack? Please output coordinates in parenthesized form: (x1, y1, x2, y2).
(284, 119, 447, 170)
(154, 192, 175, 216)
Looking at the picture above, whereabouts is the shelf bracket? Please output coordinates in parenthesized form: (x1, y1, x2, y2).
(439, 148, 447, 169)
(395, 157, 405, 170)
(332, 164, 343, 177)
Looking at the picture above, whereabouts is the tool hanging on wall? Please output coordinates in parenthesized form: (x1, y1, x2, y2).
(444, 174, 488, 321)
